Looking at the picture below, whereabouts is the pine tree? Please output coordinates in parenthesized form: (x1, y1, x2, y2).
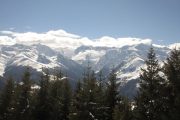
(113, 97, 133, 120)
(105, 69, 119, 120)
(69, 80, 83, 120)
(85, 69, 103, 120)
(49, 69, 64, 120)
(94, 71, 107, 120)
(48, 69, 72, 120)
(61, 77, 72, 120)
(134, 47, 166, 120)
(0, 78, 15, 120)
(13, 68, 32, 120)
(33, 68, 52, 120)
(53, 68, 63, 81)
(70, 66, 99, 120)
(49, 77, 63, 120)
(164, 48, 180, 120)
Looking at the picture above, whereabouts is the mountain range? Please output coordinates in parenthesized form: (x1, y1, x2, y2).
(0, 30, 179, 97)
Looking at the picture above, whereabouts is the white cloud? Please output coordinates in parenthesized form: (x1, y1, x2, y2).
(0, 36, 15, 45)
(93, 37, 152, 47)
(152, 44, 166, 48)
(46, 29, 80, 38)
(0, 29, 153, 52)
(72, 50, 106, 62)
(168, 43, 180, 49)
(1, 30, 15, 35)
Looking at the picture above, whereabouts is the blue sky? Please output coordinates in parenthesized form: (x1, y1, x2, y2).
(0, 0, 180, 45)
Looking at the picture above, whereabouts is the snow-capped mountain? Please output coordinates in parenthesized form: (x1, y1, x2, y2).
(72, 43, 170, 97)
(73, 43, 169, 77)
(0, 29, 179, 97)
(0, 43, 84, 82)
(0, 43, 171, 96)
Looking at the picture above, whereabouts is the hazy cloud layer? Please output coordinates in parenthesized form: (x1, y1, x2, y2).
(0, 29, 154, 49)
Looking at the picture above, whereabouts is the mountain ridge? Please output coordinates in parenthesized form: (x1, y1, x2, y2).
(0, 30, 180, 97)
(0, 42, 176, 97)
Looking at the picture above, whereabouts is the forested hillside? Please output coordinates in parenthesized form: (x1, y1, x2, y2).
(0, 48, 180, 120)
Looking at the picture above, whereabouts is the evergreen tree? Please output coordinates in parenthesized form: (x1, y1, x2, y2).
(49, 77, 63, 120)
(13, 68, 32, 120)
(61, 77, 72, 120)
(69, 80, 83, 120)
(134, 47, 166, 120)
(49, 69, 72, 120)
(53, 68, 63, 81)
(94, 71, 108, 120)
(0, 78, 15, 120)
(105, 69, 119, 120)
(49, 69, 64, 120)
(85, 69, 103, 120)
(113, 97, 133, 120)
(70, 66, 99, 120)
(33, 68, 52, 120)
(164, 48, 180, 120)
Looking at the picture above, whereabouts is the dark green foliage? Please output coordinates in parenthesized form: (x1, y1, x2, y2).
(134, 47, 167, 120)
(0, 78, 15, 120)
(163, 48, 180, 120)
(12, 68, 32, 120)
(60, 78, 72, 120)
(93, 71, 108, 120)
(69, 67, 108, 120)
(69, 80, 84, 120)
(32, 68, 72, 120)
(106, 69, 119, 120)
(113, 97, 133, 120)
(49, 76, 63, 120)
(1, 48, 180, 120)
(49, 69, 64, 120)
(33, 69, 52, 120)
(69, 67, 98, 120)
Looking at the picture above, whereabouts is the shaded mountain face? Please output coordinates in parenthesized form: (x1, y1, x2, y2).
(0, 76, 5, 90)
(0, 42, 174, 97)
(72, 43, 170, 97)
(0, 44, 84, 82)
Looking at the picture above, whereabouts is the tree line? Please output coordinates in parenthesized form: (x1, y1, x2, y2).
(0, 48, 180, 120)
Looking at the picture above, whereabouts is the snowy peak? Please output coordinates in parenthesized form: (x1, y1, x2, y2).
(1, 30, 153, 54)
(0, 29, 179, 97)
(32, 43, 57, 57)
(0, 44, 84, 81)
(72, 43, 170, 82)
(168, 43, 180, 49)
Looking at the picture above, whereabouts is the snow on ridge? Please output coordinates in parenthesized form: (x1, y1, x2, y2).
(0, 36, 16, 45)
(168, 43, 180, 49)
(72, 50, 106, 63)
(152, 44, 166, 48)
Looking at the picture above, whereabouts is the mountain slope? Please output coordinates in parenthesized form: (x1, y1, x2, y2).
(0, 44, 84, 82)
(0, 30, 179, 97)
(72, 43, 170, 97)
